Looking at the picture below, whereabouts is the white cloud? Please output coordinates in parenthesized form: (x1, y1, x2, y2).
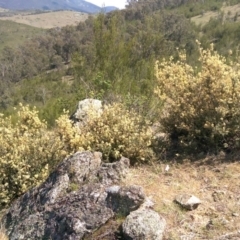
(86, 0, 128, 9)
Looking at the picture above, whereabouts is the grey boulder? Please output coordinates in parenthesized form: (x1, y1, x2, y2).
(71, 99, 102, 126)
(122, 207, 166, 240)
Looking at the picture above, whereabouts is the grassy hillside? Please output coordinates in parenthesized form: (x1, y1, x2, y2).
(0, 20, 45, 53)
(0, 9, 90, 54)
(0, 10, 89, 29)
(191, 3, 240, 26)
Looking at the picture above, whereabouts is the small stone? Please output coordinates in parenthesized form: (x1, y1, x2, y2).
(220, 217, 229, 225)
(174, 194, 201, 210)
(232, 213, 239, 217)
(206, 219, 214, 230)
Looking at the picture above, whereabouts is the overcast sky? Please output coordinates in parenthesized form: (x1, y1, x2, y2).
(86, 0, 128, 9)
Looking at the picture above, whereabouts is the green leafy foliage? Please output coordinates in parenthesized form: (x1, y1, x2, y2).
(0, 4, 198, 125)
(201, 17, 240, 59)
(1, 0, 240, 155)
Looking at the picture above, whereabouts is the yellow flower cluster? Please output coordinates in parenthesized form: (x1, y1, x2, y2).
(0, 104, 65, 208)
(154, 41, 240, 150)
(56, 103, 154, 164)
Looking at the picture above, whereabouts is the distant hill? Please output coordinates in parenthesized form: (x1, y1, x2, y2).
(0, 0, 119, 13)
(0, 7, 8, 12)
(0, 19, 45, 53)
(103, 6, 119, 12)
(0, 10, 89, 29)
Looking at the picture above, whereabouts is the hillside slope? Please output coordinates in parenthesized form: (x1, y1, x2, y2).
(0, 19, 45, 53)
(0, 10, 89, 29)
(0, 0, 118, 13)
(191, 3, 240, 25)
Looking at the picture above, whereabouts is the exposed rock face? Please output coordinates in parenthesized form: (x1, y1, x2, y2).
(1, 151, 165, 240)
(71, 99, 103, 126)
(106, 185, 145, 216)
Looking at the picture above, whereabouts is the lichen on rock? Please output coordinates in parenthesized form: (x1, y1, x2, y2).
(1, 151, 166, 240)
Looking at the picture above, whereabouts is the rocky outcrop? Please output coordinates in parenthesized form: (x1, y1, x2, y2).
(106, 185, 145, 216)
(70, 99, 102, 126)
(2, 151, 166, 240)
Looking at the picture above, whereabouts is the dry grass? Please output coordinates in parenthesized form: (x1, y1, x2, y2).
(0, 228, 8, 240)
(191, 3, 240, 26)
(1, 155, 240, 239)
(123, 155, 240, 239)
(191, 11, 219, 26)
(0, 10, 89, 29)
(0, 209, 8, 240)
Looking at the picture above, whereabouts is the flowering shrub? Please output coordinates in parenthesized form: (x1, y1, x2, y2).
(56, 103, 154, 164)
(0, 102, 154, 208)
(0, 104, 65, 208)
(155, 42, 240, 152)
